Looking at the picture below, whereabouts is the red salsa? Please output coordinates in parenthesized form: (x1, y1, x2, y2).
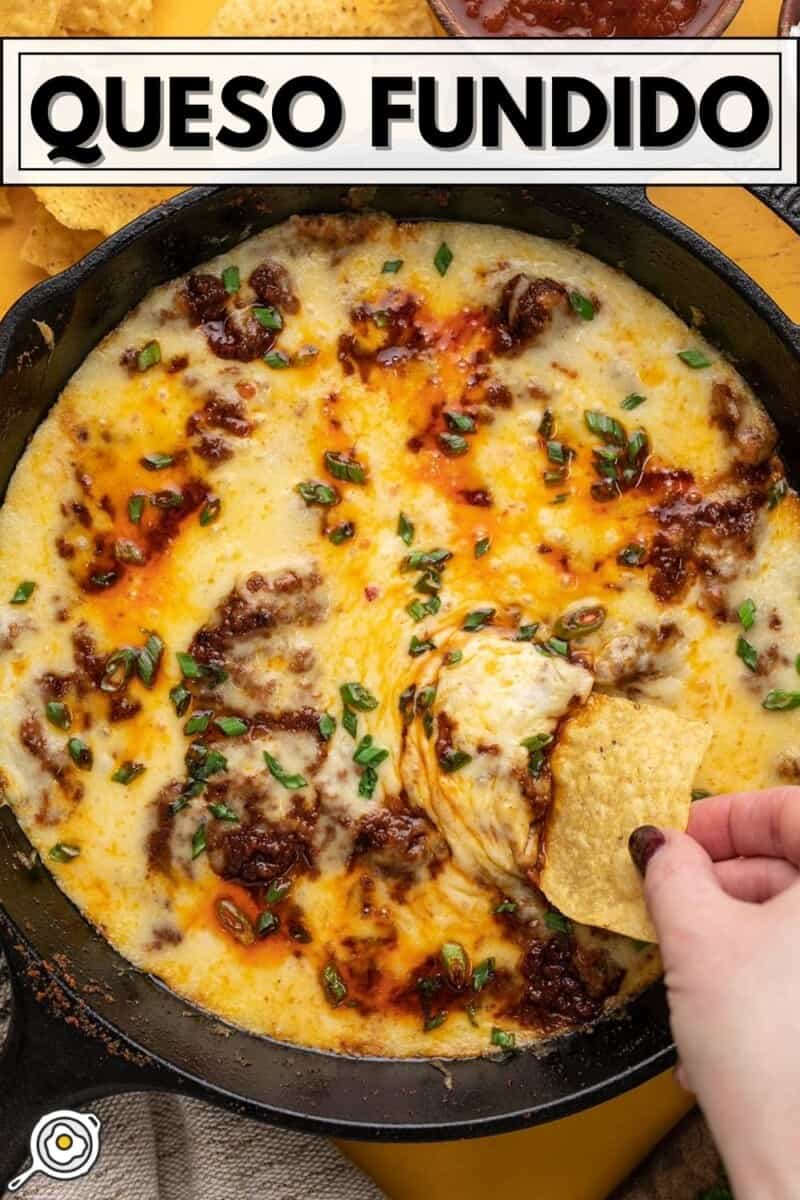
(458, 0, 708, 37)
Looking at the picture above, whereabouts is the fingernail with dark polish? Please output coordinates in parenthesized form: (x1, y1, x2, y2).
(628, 825, 665, 876)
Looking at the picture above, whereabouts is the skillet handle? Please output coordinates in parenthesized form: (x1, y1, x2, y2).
(0, 913, 177, 1191)
(749, 185, 800, 236)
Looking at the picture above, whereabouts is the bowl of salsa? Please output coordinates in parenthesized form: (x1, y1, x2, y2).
(779, 0, 799, 34)
(429, 0, 743, 37)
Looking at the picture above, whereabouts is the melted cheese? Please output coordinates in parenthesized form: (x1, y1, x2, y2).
(0, 213, 796, 1057)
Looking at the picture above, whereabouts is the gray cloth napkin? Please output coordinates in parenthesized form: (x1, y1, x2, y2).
(4, 1092, 386, 1200)
(0, 959, 384, 1200)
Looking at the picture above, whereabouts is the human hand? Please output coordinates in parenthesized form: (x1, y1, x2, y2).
(629, 788, 800, 1200)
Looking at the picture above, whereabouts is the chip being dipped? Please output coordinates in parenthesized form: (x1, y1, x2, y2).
(541, 696, 713, 943)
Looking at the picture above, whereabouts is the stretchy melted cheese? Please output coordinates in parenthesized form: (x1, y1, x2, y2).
(0, 214, 797, 1057)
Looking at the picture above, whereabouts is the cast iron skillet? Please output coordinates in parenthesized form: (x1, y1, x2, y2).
(1, 184, 799, 1186)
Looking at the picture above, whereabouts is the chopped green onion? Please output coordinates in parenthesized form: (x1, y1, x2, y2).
(137, 341, 161, 372)
(10, 581, 35, 605)
(328, 521, 355, 546)
(128, 494, 145, 524)
(215, 716, 249, 737)
(185, 710, 212, 734)
(100, 647, 136, 693)
(297, 480, 339, 507)
(438, 746, 472, 773)
(569, 291, 594, 321)
(554, 604, 606, 640)
(494, 899, 517, 914)
(538, 409, 554, 438)
(222, 265, 240, 294)
(424, 1012, 447, 1032)
(324, 450, 367, 485)
(441, 941, 469, 989)
(444, 410, 476, 434)
(434, 242, 453, 277)
(112, 761, 146, 784)
(544, 637, 569, 657)
(474, 536, 490, 559)
(515, 623, 539, 642)
(252, 305, 282, 331)
(622, 393, 647, 411)
(191, 823, 207, 859)
(199, 497, 221, 526)
(264, 350, 291, 369)
(319, 712, 336, 740)
(322, 963, 348, 1006)
(490, 1027, 515, 1050)
(67, 737, 92, 770)
(208, 800, 239, 822)
(521, 732, 553, 777)
(763, 690, 800, 711)
(405, 548, 452, 571)
(49, 842, 80, 863)
(170, 683, 191, 717)
(382, 259, 403, 274)
(585, 411, 626, 445)
(738, 598, 756, 631)
(409, 635, 436, 656)
(176, 651, 203, 679)
(546, 440, 568, 465)
(141, 452, 173, 470)
(215, 899, 255, 944)
(264, 751, 308, 790)
(472, 957, 496, 992)
(137, 631, 163, 688)
(438, 432, 469, 457)
(256, 911, 280, 937)
(342, 707, 358, 738)
(678, 348, 712, 369)
(397, 512, 414, 546)
(266, 879, 292, 904)
(544, 911, 572, 934)
(462, 608, 494, 632)
(185, 743, 228, 782)
(407, 596, 440, 622)
(45, 701, 71, 730)
(353, 735, 389, 768)
(444, 649, 463, 667)
(358, 765, 379, 799)
(340, 682, 378, 711)
(736, 636, 759, 673)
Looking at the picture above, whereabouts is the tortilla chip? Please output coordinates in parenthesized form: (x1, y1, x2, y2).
(21, 204, 102, 276)
(541, 695, 712, 943)
(210, 0, 437, 36)
(0, 189, 13, 221)
(32, 187, 182, 237)
(56, 0, 152, 34)
(0, 0, 61, 33)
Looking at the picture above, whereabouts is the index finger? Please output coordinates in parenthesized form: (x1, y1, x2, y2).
(687, 788, 800, 865)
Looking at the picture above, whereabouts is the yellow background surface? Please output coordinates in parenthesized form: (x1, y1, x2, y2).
(0, 0, 795, 1195)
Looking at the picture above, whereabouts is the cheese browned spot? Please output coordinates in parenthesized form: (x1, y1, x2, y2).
(0, 213, 797, 1058)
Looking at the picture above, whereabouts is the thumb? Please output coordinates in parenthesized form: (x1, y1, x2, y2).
(629, 825, 731, 961)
